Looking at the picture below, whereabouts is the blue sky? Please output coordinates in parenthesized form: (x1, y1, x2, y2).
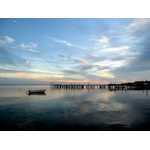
(0, 18, 150, 84)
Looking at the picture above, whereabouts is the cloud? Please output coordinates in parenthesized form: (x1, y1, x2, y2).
(73, 58, 95, 71)
(95, 65, 111, 70)
(62, 65, 114, 83)
(62, 69, 80, 75)
(0, 47, 29, 67)
(20, 43, 32, 48)
(4, 36, 14, 42)
(32, 58, 45, 61)
(108, 53, 139, 61)
(105, 46, 129, 52)
(31, 58, 55, 63)
(0, 40, 5, 47)
(84, 73, 113, 82)
(74, 58, 89, 65)
(0, 67, 25, 73)
(45, 55, 53, 57)
(86, 54, 106, 62)
(75, 45, 87, 50)
(0, 36, 15, 47)
(45, 36, 87, 50)
(98, 72, 114, 78)
(0, 67, 64, 75)
(30, 42, 37, 48)
(28, 57, 70, 64)
(59, 54, 70, 59)
(125, 36, 135, 42)
(94, 34, 110, 48)
(61, 77, 82, 81)
(126, 18, 150, 32)
(79, 64, 93, 71)
(19, 42, 37, 48)
(46, 36, 72, 46)
(26, 49, 40, 53)
(108, 26, 150, 82)
(14, 20, 16, 23)
(110, 51, 150, 81)
(98, 34, 109, 44)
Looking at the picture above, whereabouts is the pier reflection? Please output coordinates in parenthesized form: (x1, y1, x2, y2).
(50, 85, 149, 97)
(108, 88, 149, 96)
(0, 85, 150, 130)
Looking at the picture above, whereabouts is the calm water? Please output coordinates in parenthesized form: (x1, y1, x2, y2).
(0, 85, 150, 131)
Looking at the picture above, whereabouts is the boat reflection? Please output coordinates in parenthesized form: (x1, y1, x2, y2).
(27, 93, 46, 96)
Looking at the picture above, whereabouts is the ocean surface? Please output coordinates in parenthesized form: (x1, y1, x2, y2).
(0, 85, 150, 131)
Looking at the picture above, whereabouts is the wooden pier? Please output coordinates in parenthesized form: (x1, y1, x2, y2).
(108, 83, 150, 90)
(51, 83, 107, 89)
(51, 81, 150, 90)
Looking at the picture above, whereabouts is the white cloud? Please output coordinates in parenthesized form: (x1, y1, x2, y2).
(59, 54, 70, 59)
(4, 36, 14, 42)
(105, 46, 129, 52)
(99, 34, 109, 44)
(76, 45, 87, 50)
(32, 58, 51, 62)
(86, 54, 106, 62)
(26, 49, 40, 53)
(74, 58, 89, 65)
(20, 43, 32, 48)
(59, 40, 72, 46)
(0, 40, 5, 47)
(98, 72, 114, 78)
(30, 42, 37, 48)
(14, 21, 16, 23)
(0, 67, 64, 75)
(94, 34, 110, 48)
(47, 36, 72, 46)
(126, 18, 150, 32)
(45, 36, 87, 50)
(19, 42, 37, 48)
(33, 58, 45, 61)
(94, 65, 110, 70)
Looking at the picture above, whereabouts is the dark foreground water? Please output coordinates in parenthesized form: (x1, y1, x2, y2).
(0, 85, 150, 131)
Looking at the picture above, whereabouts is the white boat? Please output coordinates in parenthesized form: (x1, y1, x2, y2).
(26, 89, 46, 94)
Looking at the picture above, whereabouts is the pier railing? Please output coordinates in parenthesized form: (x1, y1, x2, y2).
(108, 83, 150, 90)
(50, 82, 150, 90)
(51, 83, 107, 89)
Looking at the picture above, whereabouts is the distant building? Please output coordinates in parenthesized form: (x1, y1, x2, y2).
(134, 80, 150, 85)
(134, 81, 142, 85)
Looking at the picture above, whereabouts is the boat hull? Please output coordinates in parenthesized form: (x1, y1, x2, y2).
(28, 89, 46, 93)
(28, 93, 46, 96)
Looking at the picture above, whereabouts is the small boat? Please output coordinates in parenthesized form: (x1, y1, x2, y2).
(26, 89, 46, 94)
(27, 93, 46, 96)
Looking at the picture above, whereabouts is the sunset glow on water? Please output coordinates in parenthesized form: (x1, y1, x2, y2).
(0, 85, 150, 131)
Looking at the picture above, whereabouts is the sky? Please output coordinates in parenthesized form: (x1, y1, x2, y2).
(0, 18, 150, 84)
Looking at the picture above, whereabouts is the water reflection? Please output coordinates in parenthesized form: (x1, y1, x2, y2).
(0, 86, 150, 131)
(27, 93, 46, 96)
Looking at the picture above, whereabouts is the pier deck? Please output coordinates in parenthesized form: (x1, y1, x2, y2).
(51, 82, 150, 90)
(51, 84, 107, 89)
